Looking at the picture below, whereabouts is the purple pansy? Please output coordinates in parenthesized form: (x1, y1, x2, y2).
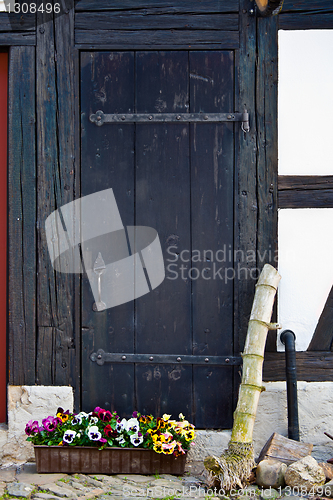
(42, 416, 61, 432)
(25, 420, 40, 436)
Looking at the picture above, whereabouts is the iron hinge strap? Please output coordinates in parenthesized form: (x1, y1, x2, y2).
(89, 110, 250, 132)
(90, 349, 242, 366)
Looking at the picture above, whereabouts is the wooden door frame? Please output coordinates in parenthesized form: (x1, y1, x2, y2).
(0, 51, 8, 422)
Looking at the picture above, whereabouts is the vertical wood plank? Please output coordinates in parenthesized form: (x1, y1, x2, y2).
(36, 1, 77, 387)
(8, 46, 36, 385)
(233, 1, 258, 407)
(134, 51, 193, 420)
(190, 51, 235, 428)
(0, 52, 7, 419)
(80, 51, 136, 416)
(234, 1, 258, 353)
(256, 15, 279, 351)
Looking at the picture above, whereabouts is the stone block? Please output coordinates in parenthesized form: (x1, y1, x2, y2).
(256, 459, 287, 488)
(284, 455, 326, 492)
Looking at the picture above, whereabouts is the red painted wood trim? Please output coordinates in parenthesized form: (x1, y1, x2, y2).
(0, 53, 8, 422)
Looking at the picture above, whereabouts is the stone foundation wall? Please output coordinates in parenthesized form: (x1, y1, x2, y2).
(188, 381, 333, 463)
(2, 382, 333, 466)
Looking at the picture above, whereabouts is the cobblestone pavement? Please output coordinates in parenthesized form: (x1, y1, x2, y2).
(0, 462, 326, 500)
(0, 461, 212, 500)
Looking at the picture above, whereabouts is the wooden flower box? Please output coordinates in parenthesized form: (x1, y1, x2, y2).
(34, 445, 187, 474)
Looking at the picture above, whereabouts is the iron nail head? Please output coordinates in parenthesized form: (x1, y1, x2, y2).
(177, 357, 182, 362)
(121, 355, 127, 360)
(149, 356, 154, 361)
(205, 358, 209, 362)
(225, 358, 230, 363)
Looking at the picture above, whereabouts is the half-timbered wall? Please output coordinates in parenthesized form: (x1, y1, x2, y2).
(4, 0, 332, 416)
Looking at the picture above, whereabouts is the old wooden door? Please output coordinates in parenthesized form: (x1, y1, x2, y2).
(81, 50, 237, 428)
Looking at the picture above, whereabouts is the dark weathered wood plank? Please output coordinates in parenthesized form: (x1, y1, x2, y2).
(134, 50, 193, 421)
(75, 30, 239, 49)
(281, 0, 332, 11)
(307, 286, 333, 352)
(233, 0, 258, 354)
(279, 175, 333, 191)
(189, 50, 234, 428)
(0, 13, 35, 31)
(278, 189, 333, 208)
(75, 0, 239, 13)
(0, 32, 35, 45)
(75, 12, 238, 30)
(263, 351, 333, 382)
(36, 3, 77, 387)
(279, 12, 333, 30)
(8, 46, 36, 385)
(256, 15, 279, 350)
(256, 16, 278, 271)
(36, 327, 53, 385)
(80, 51, 136, 417)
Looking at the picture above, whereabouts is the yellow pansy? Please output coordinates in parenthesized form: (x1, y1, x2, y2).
(153, 443, 163, 453)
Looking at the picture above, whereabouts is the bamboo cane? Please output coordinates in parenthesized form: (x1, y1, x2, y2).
(204, 264, 281, 490)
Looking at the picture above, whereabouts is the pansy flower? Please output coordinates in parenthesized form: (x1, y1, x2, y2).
(56, 408, 70, 423)
(87, 426, 102, 441)
(104, 424, 118, 439)
(116, 435, 126, 445)
(153, 442, 163, 453)
(25, 420, 40, 436)
(130, 432, 143, 446)
(116, 418, 127, 432)
(89, 416, 99, 425)
(42, 416, 61, 432)
(71, 414, 82, 425)
(162, 440, 176, 454)
(125, 417, 140, 433)
(98, 409, 112, 422)
(156, 418, 166, 430)
(184, 430, 195, 441)
(63, 430, 76, 444)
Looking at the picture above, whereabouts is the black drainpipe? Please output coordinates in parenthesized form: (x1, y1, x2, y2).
(280, 329, 300, 441)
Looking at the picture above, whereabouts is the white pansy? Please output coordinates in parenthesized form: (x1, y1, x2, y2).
(130, 433, 143, 446)
(63, 430, 76, 444)
(87, 425, 102, 441)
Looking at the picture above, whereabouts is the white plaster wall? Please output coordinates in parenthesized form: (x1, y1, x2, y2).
(1, 385, 73, 466)
(278, 208, 333, 351)
(253, 382, 333, 462)
(278, 30, 333, 176)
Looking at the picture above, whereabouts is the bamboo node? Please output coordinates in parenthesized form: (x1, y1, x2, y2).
(240, 383, 265, 391)
(255, 282, 278, 291)
(249, 319, 281, 330)
(241, 353, 264, 360)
